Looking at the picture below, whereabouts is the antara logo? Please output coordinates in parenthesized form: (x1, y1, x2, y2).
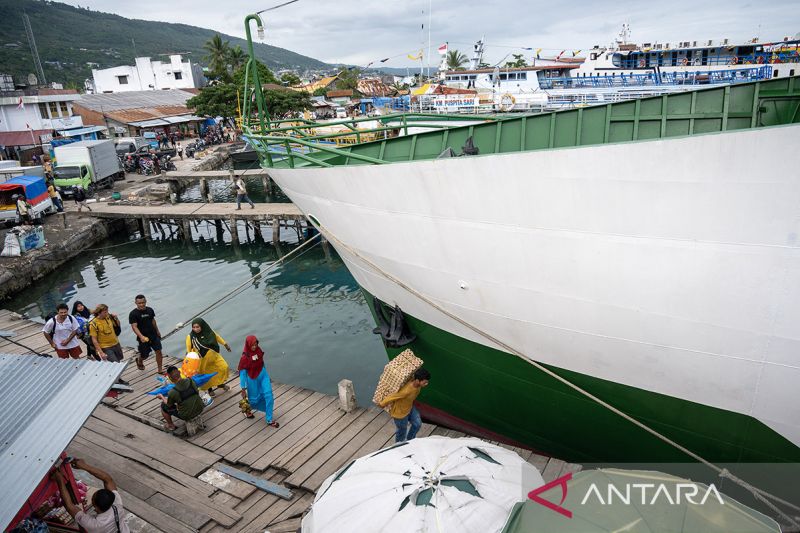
(528, 473, 726, 518)
(581, 482, 725, 506)
(528, 472, 573, 518)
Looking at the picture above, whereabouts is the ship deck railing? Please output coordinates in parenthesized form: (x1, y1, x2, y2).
(617, 45, 800, 69)
(244, 75, 800, 170)
(541, 66, 772, 90)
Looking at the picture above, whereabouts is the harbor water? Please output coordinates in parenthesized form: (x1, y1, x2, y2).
(6, 229, 389, 403)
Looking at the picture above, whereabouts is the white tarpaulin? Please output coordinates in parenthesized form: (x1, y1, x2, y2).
(303, 436, 544, 533)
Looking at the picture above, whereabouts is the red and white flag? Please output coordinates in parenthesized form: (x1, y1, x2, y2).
(438, 43, 448, 55)
(17, 96, 24, 109)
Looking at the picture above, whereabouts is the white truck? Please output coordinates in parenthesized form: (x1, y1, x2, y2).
(53, 140, 124, 197)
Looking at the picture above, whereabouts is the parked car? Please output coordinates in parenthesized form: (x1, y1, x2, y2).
(115, 136, 150, 156)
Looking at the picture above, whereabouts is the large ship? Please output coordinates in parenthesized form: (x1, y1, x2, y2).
(241, 15, 800, 467)
(437, 26, 800, 111)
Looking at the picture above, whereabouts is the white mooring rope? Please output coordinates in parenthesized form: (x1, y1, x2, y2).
(315, 220, 800, 528)
(161, 233, 321, 340)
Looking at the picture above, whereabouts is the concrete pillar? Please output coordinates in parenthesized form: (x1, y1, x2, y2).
(337, 379, 357, 412)
(200, 178, 210, 202)
(140, 218, 152, 240)
(181, 219, 192, 240)
(322, 236, 332, 262)
(230, 216, 239, 244)
(272, 219, 280, 245)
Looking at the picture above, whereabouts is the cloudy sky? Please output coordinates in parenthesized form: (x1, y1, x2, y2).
(62, 0, 800, 68)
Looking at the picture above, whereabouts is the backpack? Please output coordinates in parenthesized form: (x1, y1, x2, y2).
(44, 313, 75, 335)
(74, 315, 89, 336)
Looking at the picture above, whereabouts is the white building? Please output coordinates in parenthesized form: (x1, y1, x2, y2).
(0, 88, 90, 155)
(91, 55, 205, 93)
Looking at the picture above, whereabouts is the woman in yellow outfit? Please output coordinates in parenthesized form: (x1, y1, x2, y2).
(185, 318, 231, 396)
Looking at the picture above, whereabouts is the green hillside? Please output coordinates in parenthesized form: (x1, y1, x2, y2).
(0, 0, 328, 88)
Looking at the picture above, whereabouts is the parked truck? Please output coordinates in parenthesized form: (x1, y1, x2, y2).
(53, 140, 124, 197)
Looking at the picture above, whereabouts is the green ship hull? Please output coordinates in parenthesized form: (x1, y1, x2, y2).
(365, 292, 800, 465)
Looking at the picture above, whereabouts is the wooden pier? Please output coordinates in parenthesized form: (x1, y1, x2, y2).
(0, 310, 581, 532)
(86, 202, 305, 245)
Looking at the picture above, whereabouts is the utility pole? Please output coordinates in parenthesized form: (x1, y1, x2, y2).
(22, 12, 46, 85)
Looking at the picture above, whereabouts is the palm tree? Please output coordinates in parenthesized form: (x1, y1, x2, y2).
(445, 50, 468, 70)
(204, 34, 230, 75)
(227, 45, 247, 72)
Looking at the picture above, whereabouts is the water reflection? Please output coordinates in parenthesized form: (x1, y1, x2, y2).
(7, 233, 388, 402)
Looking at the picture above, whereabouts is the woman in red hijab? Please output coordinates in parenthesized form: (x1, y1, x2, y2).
(238, 335, 279, 427)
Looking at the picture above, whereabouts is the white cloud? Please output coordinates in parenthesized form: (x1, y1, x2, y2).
(60, 0, 800, 68)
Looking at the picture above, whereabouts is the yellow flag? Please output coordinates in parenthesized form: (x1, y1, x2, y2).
(572, 49, 582, 57)
(407, 51, 423, 61)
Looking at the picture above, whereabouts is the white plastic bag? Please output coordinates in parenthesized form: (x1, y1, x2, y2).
(1, 232, 20, 257)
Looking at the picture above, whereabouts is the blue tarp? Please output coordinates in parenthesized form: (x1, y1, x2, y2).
(0, 175, 48, 202)
(360, 96, 410, 114)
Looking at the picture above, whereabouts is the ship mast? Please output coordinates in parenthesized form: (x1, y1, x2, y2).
(470, 37, 485, 70)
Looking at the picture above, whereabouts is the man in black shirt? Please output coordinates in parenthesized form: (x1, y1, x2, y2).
(128, 294, 163, 373)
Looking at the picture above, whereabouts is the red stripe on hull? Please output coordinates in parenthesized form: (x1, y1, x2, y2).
(416, 401, 551, 456)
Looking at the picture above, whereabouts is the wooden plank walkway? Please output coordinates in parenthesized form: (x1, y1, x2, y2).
(86, 202, 304, 222)
(0, 310, 580, 532)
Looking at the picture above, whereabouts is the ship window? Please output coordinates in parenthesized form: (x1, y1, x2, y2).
(773, 69, 779, 78)
(117, 75, 129, 85)
(791, 69, 796, 76)
(590, 53, 597, 60)
(174, 71, 182, 80)
(518, 72, 526, 80)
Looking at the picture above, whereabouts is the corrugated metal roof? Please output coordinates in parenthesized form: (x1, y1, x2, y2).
(76, 89, 195, 111)
(56, 125, 106, 137)
(0, 354, 126, 530)
(128, 118, 170, 127)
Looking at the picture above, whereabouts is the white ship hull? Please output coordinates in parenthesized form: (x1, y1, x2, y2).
(269, 123, 800, 458)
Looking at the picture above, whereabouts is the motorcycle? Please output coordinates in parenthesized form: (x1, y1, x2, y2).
(123, 154, 138, 173)
(138, 156, 156, 175)
(159, 155, 177, 171)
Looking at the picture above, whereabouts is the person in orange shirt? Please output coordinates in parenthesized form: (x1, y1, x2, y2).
(379, 368, 431, 442)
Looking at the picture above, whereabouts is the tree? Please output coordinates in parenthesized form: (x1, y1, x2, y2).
(186, 83, 237, 123)
(504, 54, 528, 68)
(336, 68, 359, 91)
(264, 89, 313, 119)
(227, 45, 247, 72)
(280, 72, 302, 86)
(389, 80, 409, 94)
(446, 50, 468, 70)
(312, 87, 328, 97)
(204, 34, 230, 77)
(233, 60, 279, 88)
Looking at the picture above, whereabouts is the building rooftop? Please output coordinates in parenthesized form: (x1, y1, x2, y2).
(0, 354, 125, 530)
(76, 89, 195, 112)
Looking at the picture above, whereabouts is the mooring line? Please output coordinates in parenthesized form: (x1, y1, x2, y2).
(161, 232, 321, 341)
(314, 219, 800, 526)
